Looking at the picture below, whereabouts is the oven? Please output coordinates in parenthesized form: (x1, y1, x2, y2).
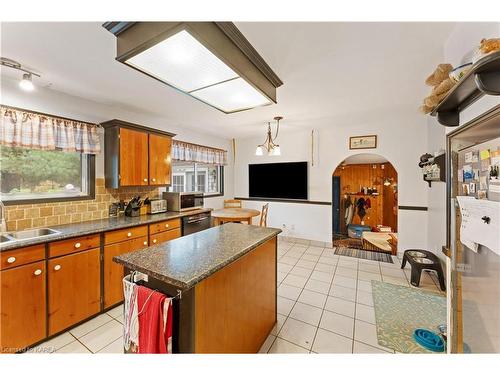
(181, 212, 212, 236)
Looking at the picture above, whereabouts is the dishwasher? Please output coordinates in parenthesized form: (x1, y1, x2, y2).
(181, 211, 212, 236)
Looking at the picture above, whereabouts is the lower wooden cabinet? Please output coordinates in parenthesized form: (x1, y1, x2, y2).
(104, 236, 149, 308)
(149, 227, 181, 246)
(48, 248, 101, 336)
(0, 261, 46, 353)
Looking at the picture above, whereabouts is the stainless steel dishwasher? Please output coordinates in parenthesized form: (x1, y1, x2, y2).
(181, 212, 212, 236)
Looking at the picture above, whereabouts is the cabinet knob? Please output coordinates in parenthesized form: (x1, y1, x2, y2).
(152, 239, 157, 244)
(7, 256, 16, 264)
(143, 178, 148, 182)
(54, 265, 61, 271)
(74, 242, 81, 249)
(127, 232, 132, 237)
(143, 241, 148, 246)
(152, 178, 156, 182)
(165, 224, 169, 228)
(34, 269, 42, 276)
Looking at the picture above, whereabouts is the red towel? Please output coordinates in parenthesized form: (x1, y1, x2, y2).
(137, 285, 173, 354)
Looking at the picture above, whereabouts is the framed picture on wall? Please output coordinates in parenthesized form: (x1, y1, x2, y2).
(349, 135, 377, 150)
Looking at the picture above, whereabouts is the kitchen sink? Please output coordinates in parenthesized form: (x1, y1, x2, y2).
(1, 228, 61, 244)
(0, 234, 14, 244)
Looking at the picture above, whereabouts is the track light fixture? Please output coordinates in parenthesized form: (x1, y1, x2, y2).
(0, 57, 40, 91)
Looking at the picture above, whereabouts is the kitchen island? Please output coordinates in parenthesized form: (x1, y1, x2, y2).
(113, 223, 281, 353)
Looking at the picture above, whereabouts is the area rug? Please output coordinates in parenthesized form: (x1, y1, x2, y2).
(334, 247, 393, 263)
(332, 237, 363, 249)
(371, 281, 446, 353)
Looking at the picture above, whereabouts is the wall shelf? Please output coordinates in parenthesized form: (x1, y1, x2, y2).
(430, 51, 500, 127)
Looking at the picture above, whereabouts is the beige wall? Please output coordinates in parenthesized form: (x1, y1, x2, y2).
(4, 178, 161, 231)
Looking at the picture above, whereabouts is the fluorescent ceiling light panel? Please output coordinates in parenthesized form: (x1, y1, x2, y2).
(191, 77, 271, 112)
(126, 30, 239, 92)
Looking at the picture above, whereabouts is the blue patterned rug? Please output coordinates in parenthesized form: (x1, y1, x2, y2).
(371, 281, 446, 353)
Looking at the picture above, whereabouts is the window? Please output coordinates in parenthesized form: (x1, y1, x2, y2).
(0, 146, 95, 204)
(169, 161, 223, 196)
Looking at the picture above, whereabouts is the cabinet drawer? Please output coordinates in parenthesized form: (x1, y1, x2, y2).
(149, 218, 181, 235)
(104, 225, 148, 245)
(1, 244, 45, 270)
(49, 234, 100, 258)
(149, 227, 181, 246)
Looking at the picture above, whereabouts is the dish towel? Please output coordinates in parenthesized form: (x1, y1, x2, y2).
(137, 285, 173, 354)
(123, 276, 139, 352)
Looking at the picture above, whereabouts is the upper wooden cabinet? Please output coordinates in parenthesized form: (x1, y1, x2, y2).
(149, 133, 172, 186)
(102, 119, 176, 188)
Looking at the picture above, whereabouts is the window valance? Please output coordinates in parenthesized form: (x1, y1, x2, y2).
(172, 140, 227, 165)
(0, 105, 102, 154)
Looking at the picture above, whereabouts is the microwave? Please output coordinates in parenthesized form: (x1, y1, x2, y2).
(163, 192, 204, 212)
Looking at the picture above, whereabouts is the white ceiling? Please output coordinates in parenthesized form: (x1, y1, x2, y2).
(0, 22, 455, 139)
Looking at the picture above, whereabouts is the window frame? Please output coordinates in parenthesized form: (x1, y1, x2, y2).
(1, 153, 96, 206)
(169, 161, 224, 197)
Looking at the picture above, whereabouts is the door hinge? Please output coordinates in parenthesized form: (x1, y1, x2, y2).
(118, 174, 121, 179)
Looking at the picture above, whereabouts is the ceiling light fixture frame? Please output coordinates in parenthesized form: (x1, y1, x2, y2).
(103, 22, 283, 114)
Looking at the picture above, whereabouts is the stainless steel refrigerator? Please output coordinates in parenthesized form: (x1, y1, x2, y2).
(446, 104, 500, 353)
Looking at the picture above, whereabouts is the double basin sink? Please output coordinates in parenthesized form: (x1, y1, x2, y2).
(0, 228, 61, 246)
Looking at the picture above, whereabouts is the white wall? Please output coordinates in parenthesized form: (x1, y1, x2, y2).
(0, 77, 234, 208)
(234, 108, 430, 253)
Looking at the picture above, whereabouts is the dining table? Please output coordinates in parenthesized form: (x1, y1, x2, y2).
(211, 207, 261, 226)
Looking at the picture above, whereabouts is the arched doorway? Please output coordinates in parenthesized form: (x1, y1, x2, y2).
(332, 153, 398, 254)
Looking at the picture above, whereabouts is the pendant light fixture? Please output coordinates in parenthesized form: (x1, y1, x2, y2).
(256, 116, 283, 156)
(103, 22, 283, 114)
(0, 57, 40, 91)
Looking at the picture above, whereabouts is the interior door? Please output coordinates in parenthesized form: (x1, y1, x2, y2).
(119, 127, 149, 186)
(48, 249, 101, 335)
(149, 133, 172, 186)
(0, 261, 46, 352)
(332, 176, 341, 237)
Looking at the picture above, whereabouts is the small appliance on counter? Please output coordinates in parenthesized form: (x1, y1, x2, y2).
(163, 192, 204, 212)
(146, 198, 168, 214)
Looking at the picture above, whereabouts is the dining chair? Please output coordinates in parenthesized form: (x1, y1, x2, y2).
(259, 203, 269, 227)
(224, 199, 243, 208)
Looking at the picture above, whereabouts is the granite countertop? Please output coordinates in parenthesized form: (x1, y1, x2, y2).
(0, 208, 212, 251)
(114, 223, 281, 290)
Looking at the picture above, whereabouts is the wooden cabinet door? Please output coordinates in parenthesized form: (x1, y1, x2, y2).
(119, 128, 149, 186)
(104, 236, 148, 308)
(48, 248, 101, 336)
(149, 228, 181, 246)
(0, 261, 46, 353)
(149, 134, 172, 186)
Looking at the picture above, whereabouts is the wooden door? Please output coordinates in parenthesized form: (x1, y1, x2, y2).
(0, 261, 46, 353)
(149, 134, 172, 186)
(103, 236, 148, 308)
(48, 249, 101, 335)
(119, 127, 149, 186)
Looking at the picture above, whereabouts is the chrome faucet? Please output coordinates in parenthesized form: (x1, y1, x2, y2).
(0, 200, 6, 232)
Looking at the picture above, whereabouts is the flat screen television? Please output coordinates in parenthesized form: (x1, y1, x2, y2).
(249, 161, 308, 200)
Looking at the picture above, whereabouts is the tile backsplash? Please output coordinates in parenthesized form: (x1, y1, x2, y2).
(4, 178, 161, 231)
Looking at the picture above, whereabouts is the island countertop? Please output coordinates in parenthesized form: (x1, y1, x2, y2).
(113, 223, 281, 290)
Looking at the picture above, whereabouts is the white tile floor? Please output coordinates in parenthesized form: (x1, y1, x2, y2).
(259, 238, 445, 354)
(29, 237, 444, 354)
(29, 305, 124, 354)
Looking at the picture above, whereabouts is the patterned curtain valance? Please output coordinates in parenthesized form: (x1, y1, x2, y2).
(172, 140, 227, 165)
(0, 105, 102, 154)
